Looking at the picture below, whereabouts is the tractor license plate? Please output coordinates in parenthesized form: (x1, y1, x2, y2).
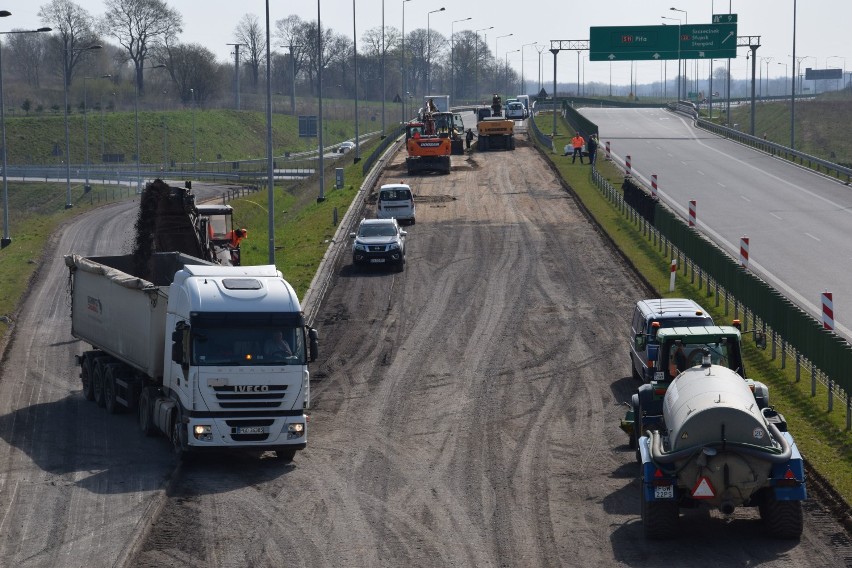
(234, 426, 268, 434)
(654, 485, 674, 499)
(370, 258, 386, 263)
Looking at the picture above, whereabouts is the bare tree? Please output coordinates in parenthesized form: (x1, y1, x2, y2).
(275, 15, 308, 92)
(5, 31, 49, 88)
(38, 0, 99, 87)
(234, 14, 264, 90)
(157, 42, 222, 105)
(101, 0, 183, 95)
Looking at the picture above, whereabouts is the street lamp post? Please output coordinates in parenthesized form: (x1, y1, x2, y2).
(426, 7, 445, 94)
(83, 74, 110, 192)
(63, 44, 102, 209)
(190, 88, 197, 176)
(451, 17, 471, 103)
(521, 42, 537, 96)
(496, 33, 513, 96)
(353, 0, 360, 161)
(134, 63, 166, 192)
(662, 15, 683, 100)
(1, 19, 50, 248)
(505, 49, 518, 97)
(401, 0, 413, 123)
(474, 26, 492, 104)
(279, 44, 301, 116)
(669, 8, 687, 99)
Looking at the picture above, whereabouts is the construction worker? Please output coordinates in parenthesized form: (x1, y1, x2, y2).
(571, 132, 585, 164)
(227, 228, 247, 248)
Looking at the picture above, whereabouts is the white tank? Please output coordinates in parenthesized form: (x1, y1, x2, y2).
(663, 365, 772, 452)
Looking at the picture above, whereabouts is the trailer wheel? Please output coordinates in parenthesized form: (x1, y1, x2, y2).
(138, 388, 157, 437)
(103, 365, 120, 414)
(92, 359, 107, 408)
(81, 355, 95, 401)
(760, 496, 803, 539)
(641, 482, 678, 539)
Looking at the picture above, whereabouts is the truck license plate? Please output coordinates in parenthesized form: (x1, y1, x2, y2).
(370, 258, 386, 263)
(234, 426, 268, 434)
(654, 485, 674, 499)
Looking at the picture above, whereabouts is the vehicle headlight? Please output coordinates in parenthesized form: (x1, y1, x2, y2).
(193, 424, 213, 441)
(354, 242, 366, 251)
(285, 422, 305, 438)
(388, 242, 400, 250)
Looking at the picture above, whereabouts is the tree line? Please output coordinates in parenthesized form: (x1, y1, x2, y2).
(3, 0, 521, 117)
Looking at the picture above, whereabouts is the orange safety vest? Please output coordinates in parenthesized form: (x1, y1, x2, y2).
(571, 136, 584, 149)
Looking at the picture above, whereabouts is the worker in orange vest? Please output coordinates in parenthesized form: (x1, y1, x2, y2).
(571, 132, 585, 164)
(227, 228, 247, 248)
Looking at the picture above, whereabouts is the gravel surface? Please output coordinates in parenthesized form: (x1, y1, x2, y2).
(0, 155, 849, 568)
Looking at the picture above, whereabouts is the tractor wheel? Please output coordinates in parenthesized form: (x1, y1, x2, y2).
(641, 483, 678, 539)
(760, 496, 803, 539)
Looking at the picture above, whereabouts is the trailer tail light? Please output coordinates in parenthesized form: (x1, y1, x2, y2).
(654, 387, 667, 396)
(776, 468, 800, 487)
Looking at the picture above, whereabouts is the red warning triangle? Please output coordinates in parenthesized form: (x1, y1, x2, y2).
(691, 477, 716, 499)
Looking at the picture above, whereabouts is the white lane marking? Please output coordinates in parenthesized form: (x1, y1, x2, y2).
(740, 195, 751, 202)
(717, 182, 726, 188)
(697, 170, 705, 176)
(804, 232, 821, 242)
(770, 212, 783, 220)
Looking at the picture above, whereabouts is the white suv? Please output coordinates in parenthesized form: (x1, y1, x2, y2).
(350, 218, 407, 271)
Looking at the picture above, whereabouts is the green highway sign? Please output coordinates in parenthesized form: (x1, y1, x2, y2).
(590, 21, 737, 61)
(713, 14, 737, 23)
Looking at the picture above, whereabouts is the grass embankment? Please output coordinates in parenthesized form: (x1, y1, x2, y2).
(0, 109, 365, 338)
(533, 112, 851, 508)
(716, 92, 852, 165)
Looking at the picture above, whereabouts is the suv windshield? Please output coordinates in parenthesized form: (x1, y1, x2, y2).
(359, 224, 397, 237)
(192, 325, 306, 366)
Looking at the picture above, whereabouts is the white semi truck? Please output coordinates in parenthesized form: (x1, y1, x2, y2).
(65, 252, 318, 460)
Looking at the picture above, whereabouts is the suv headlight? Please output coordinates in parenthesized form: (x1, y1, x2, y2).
(354, 241, 366, 251)
(388, 242, 400, 250)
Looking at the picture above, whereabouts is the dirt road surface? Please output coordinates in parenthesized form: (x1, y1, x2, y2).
(0, 146, 849, 567)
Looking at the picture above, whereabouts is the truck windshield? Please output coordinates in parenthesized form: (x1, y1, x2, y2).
(192, 325, 306, 366)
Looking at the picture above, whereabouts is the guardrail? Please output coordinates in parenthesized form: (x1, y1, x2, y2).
(668, 102, 852, 184)
(527, 110, 555, 152)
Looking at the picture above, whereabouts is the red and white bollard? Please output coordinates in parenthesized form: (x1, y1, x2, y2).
(651, 174, 658, 198)
(605, 141, 611, 160)
(822, 292, 834, 330)
(669, 259, 677, 292)
(688, 200, 696, 227)
(625, 155, 632, 175)
(739, 237, 749, 268)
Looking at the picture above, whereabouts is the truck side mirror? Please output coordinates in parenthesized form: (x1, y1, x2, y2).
(308, 327, 319, 362)
(634, 333, 646, 349)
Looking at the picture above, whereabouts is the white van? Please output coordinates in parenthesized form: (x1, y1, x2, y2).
(516, 95, 530, 117)
(376, 183, 416, 224)
(629, 298, 713, 382)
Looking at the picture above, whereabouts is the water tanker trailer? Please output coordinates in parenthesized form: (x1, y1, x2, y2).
(638, 359, 806, 539)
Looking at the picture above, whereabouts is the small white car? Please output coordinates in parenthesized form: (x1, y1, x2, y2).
(350, 218, 407, 271)
(505, 102, 525, 120)
(336, 141, 356, 154)
(376, 183, 416, 224)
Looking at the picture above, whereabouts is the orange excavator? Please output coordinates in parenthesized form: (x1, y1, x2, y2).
(404, 98, 455, 175)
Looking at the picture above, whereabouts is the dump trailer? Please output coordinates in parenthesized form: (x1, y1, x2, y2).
(138, 179, 244, 266)
(65, 252, 318, 461)
(422, 95, 449, 113)
(638, 363, 806, 539)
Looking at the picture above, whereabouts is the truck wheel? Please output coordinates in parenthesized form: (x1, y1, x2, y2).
(760, 496, 803, 539)
(93, 360, 107, 408)
(171, 412, 191, 462)
(641, 483, 678, 539)
(81, 355, 95, 401)
(275, 449, 297, 462)
(103, 365, 120, 414)
(138, 388, 157, 437)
